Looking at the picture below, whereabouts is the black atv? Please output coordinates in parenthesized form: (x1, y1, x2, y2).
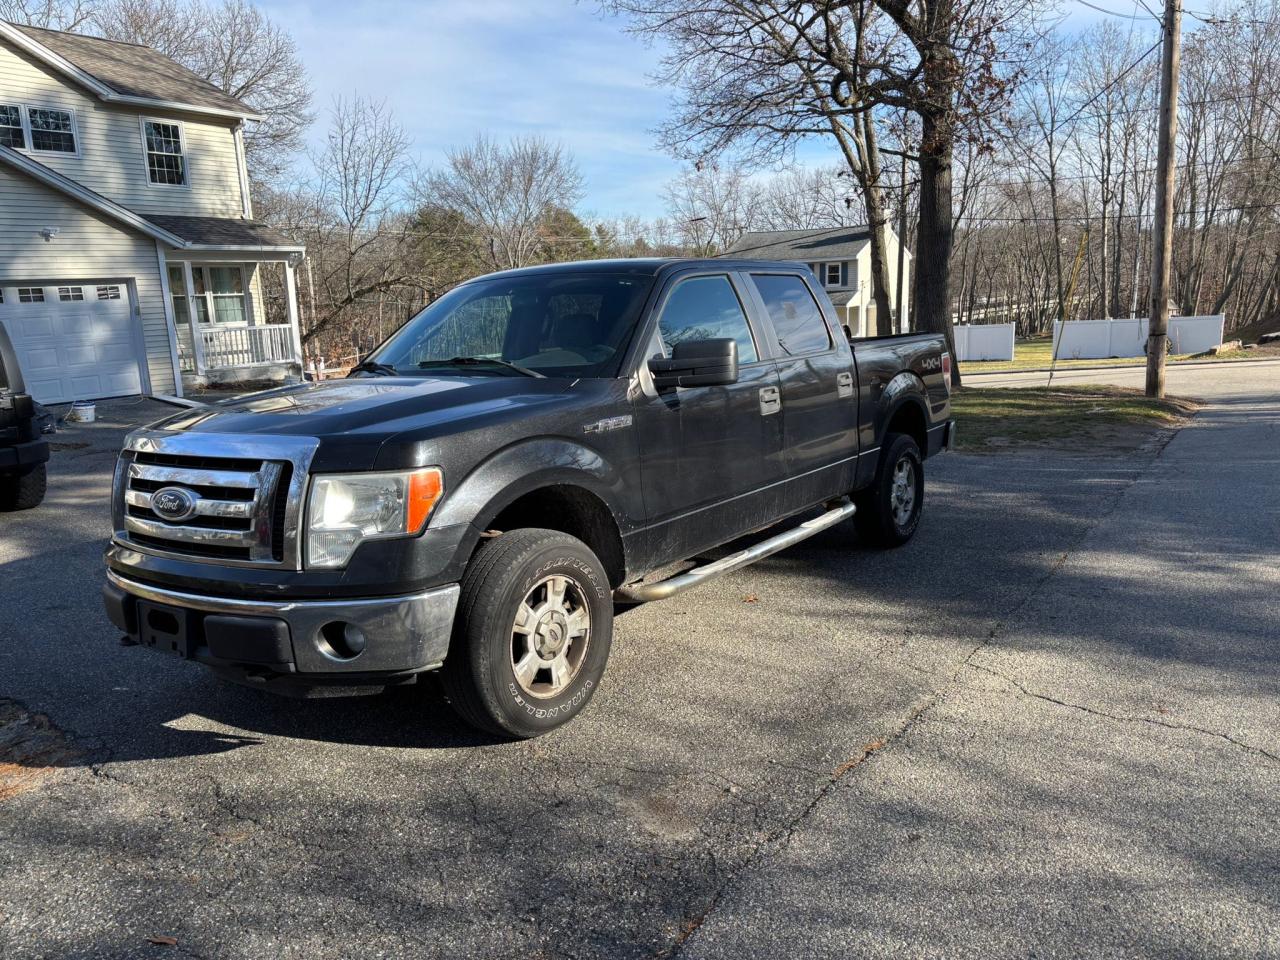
(0, 322, 50, 510)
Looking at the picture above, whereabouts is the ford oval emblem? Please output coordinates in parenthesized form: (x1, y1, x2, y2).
(151, 486, 199, 523)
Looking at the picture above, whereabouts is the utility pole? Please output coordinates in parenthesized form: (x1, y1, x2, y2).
(1147, 0, 1182, 398)
(896, 150, 908, 334)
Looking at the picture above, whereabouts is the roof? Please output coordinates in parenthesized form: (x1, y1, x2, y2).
(146, 215, 302, 250)
(0, 145, 302, 253)
(468, 257, 834, 285)
(723, 227, 872, 262)
(1, 21, 258, 119)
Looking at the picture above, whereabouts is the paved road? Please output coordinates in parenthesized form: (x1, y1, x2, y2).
(1, 367, 1276, 959)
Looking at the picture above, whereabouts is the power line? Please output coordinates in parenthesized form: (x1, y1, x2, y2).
(956, 199, 1280, 223)
(1073, 0, 1157, 20)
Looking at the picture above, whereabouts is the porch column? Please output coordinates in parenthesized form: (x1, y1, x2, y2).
(181, 261, 207, 374)
(283, 257, 305, 369)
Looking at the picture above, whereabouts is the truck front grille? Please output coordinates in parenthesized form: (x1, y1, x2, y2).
(118, 450, 289, 564)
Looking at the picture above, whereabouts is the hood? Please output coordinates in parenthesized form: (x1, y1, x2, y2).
(145, 375, 577, 469)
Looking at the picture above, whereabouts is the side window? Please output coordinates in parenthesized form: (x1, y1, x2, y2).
(656, 275, 758, 364)
(28, 107, 76, 153)
(143, 120, 187, 185)
(0, 105, 24, 148)
(751, 274, 833, 356)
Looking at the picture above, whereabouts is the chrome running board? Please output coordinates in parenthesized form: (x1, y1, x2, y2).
(614, 500, 856, 603)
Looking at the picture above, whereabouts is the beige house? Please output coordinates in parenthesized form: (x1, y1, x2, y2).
(0, 21, 304, 404)
(724, 226, 912, 338)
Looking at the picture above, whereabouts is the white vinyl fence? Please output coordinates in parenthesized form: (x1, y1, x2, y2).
(953, 323, 1016, 361)
(1052, 315, 1224, 360)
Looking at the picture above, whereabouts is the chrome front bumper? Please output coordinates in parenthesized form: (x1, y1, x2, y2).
(105, 570, 460, 678)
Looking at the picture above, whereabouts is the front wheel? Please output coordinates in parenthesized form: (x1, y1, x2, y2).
(854, 433, 924, 548)
(441, 528, 614, 738)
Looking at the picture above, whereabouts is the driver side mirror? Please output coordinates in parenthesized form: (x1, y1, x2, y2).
(648, 338, 739, 390)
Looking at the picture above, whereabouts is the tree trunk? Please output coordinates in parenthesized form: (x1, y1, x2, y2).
(915, 112, 960, 386)
(852, 114, 894, 336)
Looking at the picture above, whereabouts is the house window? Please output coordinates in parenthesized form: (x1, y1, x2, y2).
(18, 288, 44, 303)
(169, 265, 249, 326)
(97, 285, 122, 300)
(28, 107, 76, 153)
(143, 120, 186, 185)
(824, 263, 842, 287)
(0, 105, 24, 149)
(58, 286, 84, 302)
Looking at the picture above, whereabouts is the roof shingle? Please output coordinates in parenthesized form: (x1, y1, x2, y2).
(10, 23, 254, 117)
(144, 215, 302, 249)
(723, 227, 871, 262)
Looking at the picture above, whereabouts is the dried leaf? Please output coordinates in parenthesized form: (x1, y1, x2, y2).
(147, 935, 178, 947)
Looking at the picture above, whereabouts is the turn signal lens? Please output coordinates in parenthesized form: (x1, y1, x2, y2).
(407, 467, 444, 533)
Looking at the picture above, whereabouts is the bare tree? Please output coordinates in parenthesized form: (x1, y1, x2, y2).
(419, 135, 584, 271)
(604, 0, 1029, 380)
(0, 0, 95, 29)
(295, 96, 418, 346)
(92, 0, 312, 184)
(661, 164, 760, 253)
(756, 166, 862, 229)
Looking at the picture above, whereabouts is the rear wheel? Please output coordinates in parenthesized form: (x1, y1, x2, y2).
(441, 528, 613, 738)
(0, 463, 46, 511)
(854, 433, 923, 548)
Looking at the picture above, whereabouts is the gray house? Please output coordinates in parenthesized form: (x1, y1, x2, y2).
(724, 226, 911, 338)
(0, 21, 305, 405)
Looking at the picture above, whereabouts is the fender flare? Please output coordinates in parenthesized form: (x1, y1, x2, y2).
(874, 372, 931, 461)
(431, 435, 630, 548)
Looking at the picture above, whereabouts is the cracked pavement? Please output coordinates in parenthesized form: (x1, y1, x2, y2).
(2, 363, 1278, 959)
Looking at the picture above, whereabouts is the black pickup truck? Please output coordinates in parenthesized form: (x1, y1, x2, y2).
(103, 258, 953, 736)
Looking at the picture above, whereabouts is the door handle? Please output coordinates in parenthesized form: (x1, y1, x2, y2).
(759, 385, 781, 416)
(836, 371, 854, 398)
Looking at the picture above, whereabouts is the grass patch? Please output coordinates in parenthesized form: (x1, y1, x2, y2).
(957, 335, 1280, 373)
(1199, 341, 1280, 362)
(950, 385, 1200, 453)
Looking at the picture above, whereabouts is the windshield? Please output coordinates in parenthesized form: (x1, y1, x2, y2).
(370, 272, 655, 379)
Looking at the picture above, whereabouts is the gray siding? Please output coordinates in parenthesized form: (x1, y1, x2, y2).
(0, 38, 246, 218)
(0, 165, 176, 394)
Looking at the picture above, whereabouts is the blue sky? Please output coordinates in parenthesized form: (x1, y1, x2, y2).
(258, 0, 684, 219)
(256, 0, 1135, 221)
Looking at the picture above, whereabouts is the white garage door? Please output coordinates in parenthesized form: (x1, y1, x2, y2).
(0, 282, 144, 404)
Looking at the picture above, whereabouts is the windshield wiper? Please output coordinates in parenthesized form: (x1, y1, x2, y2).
(349, 359, 398, 377)
(417, 356, 545, 378)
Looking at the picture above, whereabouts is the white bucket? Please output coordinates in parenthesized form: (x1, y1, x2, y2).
(68, 400, 96, 423)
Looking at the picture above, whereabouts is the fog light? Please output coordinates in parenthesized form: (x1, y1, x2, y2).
(319, 621, 367, 660)
(342, 624, 367, 655)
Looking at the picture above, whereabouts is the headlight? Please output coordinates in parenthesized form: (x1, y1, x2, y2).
(305, 467, 443, 569)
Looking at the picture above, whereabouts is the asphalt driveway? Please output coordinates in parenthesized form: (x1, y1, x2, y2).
(1, 366, 1276, 959)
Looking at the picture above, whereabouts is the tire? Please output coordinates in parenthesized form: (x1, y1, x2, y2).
(854, 433, 924, 548)
(441, 528, 613, 738)
(0, 463, 46, 511)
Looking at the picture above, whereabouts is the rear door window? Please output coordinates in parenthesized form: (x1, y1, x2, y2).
(656, 275, 758, 364)
(750, 274, 833, 356)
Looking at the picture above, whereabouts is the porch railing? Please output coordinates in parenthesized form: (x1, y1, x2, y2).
(178, 324, 300, 372)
